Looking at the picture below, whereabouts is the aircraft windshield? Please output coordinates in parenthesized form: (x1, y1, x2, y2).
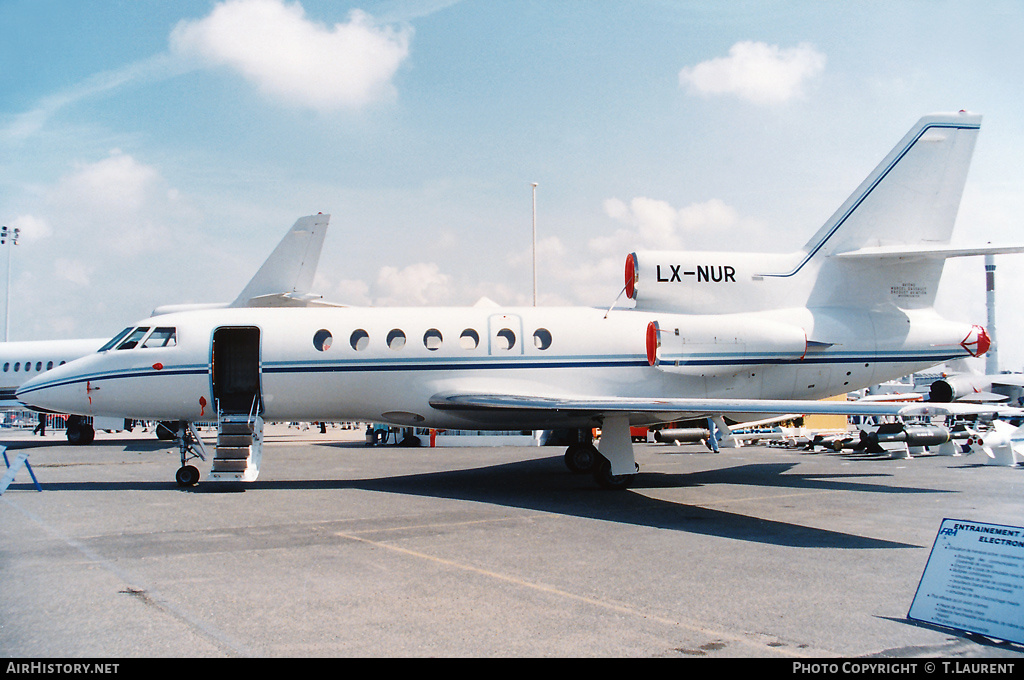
(98, 328, 133, 352)
(142, 327, 177, 348)
(116, 327, 150, 350)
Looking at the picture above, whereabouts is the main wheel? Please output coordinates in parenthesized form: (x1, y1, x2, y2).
(593, 457, 636, 490)
(564, 443, 597, 473)
(156, 421, 180, 440)
(175, 465, 200, 487)
(67, 421, 95, 445)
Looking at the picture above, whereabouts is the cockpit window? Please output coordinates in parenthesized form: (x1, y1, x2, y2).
(99, 328, 133, 352)
(116, 327, 150, 350)
(142, 327, 177, 348)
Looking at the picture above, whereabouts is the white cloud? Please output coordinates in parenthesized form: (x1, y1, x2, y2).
(170, 0, 412, 110)
(46, 150, 186, 256)
(679, 41, 825, 105)
(372, 262, 452, 306)
(53, 257, 94, 287)
(599, 197, 752, 253)
(9, 215, 53, 242)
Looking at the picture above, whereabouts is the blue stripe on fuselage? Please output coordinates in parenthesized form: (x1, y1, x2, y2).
(16, 349, 965, 396)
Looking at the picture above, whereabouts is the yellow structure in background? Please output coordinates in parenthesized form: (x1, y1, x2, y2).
(803, 394, 851, 431)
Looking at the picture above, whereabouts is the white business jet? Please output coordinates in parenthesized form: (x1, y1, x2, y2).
(4, 213, 330, 442)
(17, 113, 1024, 488)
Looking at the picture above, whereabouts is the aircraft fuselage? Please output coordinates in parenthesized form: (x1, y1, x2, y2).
(17, 305, 982, 429)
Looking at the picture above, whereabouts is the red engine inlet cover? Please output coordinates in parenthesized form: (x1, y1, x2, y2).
(625, 252, 638, 300)
(646, 320, 659, 366)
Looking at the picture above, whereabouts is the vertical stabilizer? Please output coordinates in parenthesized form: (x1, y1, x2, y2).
(230, 213, 330, 307)
(769, 113, 983, 311)
(802, 112, 981, 259)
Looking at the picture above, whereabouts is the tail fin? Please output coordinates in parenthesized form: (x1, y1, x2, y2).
(776, 112, 982, 275)
(230, 213, 330, 307)
(626, 113, 992, 315)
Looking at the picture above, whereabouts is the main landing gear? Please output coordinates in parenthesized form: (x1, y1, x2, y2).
(562, 416, 639, 490)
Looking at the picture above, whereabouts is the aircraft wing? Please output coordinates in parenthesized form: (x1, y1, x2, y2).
(429, 392, 1024, 426)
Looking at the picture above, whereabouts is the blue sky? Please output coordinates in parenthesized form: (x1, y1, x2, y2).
(2, 0, 1023, 369)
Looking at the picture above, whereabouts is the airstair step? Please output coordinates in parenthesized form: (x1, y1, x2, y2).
(211, 459, 249, 472)
(214, 446, 251, 459)
(218, 434, 254, 448)
(220, 422, 254, 435)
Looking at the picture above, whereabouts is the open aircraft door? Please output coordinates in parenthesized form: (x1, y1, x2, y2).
(211, 326, 262, 416)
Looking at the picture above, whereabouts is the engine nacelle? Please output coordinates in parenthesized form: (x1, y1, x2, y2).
(625, 250, 799, 315)
(929, 376, 972, 402)
(646, 312, 809, 376)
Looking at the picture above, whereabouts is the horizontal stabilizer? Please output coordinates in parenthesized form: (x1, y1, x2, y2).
(833, 244, 1024, 260)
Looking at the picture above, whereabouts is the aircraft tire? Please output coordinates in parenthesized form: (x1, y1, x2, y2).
(593, 457, 636, 490)
(67, 421, 95, 445)
(175, 465, 200, 487)
(156, 421, 179, 440)
(564, 443, 598, 473)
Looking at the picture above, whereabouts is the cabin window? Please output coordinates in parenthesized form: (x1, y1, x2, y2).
(533, 328, 552, 350)
(13, 362, 19, 372)
(313, 329, 333, 351)
(99, 327, 133, 352)
(350, 329, 369, 351)
(423, 329, 442, 351)
(2, 363, 7, 372)
(460, 329, 479, 350)
(117, 327, 150, 350)
(142, 327, 177, 348)
(46, 361, 53, 370)
(495, 328, 516, 351)
(387, 329, 406, 350)
(35, 362, 41, 371)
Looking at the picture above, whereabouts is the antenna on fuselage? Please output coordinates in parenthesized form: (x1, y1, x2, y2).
(604, 285, 627, 319)
(605, 251, 637, 319)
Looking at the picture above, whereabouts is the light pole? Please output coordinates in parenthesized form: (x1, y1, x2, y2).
(1, 226, 19, 342)
(531, 182, 538, 306)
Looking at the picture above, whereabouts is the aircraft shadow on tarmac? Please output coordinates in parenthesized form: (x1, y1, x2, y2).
(5, 446, 939, 549)
(327, 455, 930, 550)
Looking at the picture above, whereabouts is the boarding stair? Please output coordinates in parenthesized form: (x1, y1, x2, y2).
(209, 405, 264, 483)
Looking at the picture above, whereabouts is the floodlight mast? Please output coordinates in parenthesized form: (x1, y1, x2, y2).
(1, 226, 19, 342)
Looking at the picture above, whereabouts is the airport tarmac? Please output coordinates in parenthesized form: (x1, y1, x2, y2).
(1, 424, 1022, 659)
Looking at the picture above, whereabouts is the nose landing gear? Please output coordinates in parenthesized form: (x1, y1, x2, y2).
(173, 423, 209, 488)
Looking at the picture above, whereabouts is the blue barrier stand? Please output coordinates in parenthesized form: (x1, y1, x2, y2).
(0, 445, 42, 493)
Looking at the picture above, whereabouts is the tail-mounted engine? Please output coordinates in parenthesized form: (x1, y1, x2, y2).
(624, 250, 797, 315)
(644, 314, 810, 376)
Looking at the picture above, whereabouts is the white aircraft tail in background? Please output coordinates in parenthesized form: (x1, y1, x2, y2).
(152, 213, 333, 315)
(2, 214, 332, 441)
(18, 114, 1024, 488)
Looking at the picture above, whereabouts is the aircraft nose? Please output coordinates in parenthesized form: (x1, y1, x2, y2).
(16, 369, 85, 415)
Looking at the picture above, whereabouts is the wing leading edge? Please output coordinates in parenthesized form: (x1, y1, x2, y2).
(428, 391, 1023, 426)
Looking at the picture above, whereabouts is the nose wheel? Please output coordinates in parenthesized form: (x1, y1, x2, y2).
(175, 465, 201, 487)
